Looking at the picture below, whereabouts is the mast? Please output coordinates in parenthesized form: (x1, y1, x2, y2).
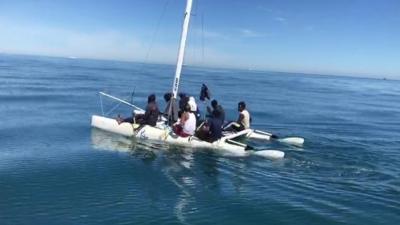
(168, 0, 193, 122)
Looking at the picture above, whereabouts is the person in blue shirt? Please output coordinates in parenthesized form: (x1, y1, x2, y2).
(207, 109, 223, 142)
(207, 99, 225, 123)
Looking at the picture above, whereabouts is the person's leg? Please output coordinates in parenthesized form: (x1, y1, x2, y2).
(173, 124, 183, 136)
(122, 117, 134, 123)
(223, 121, 240, 131)
(117, 114, 134, 124)
(134, 114, 145, 124)
(232, 123, 244, 132)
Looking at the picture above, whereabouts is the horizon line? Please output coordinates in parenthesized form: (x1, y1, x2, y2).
(0, 51, 396, 81)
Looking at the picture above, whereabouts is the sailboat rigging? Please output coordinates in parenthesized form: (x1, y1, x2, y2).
(168, 0, 193, 124)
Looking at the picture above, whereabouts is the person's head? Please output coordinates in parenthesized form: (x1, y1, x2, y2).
(164, 93, 172, 102)
(183, 96, 189, 104)
(238, 101, 246, 112)
(211, 99, 218, 109)
(148, 94, 156, 103)
(184, 103, 191, 112)
(178, 93, 186, 99)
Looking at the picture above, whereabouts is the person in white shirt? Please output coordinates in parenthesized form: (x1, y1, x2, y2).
(188, 96, 197, 112)
(223, 101, 251, 132)
(188, 96, 202, 123)
(173, 103, 196, 137)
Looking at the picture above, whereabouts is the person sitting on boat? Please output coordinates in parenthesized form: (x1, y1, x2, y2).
(207, 109, 223, 142)
(223, 101, 250, 132)
(188, 96, 201, 122)
(163, 92, 178, 123)
(173, 103, 196, 137)
(117, 94, 159, 127)
(178, 93, 189, 118)
(206, 99, 225, 122)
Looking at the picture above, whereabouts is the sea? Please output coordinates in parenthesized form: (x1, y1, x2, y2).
(0, 54, 399, 225)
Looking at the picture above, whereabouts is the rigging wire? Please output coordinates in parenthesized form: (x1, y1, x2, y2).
(98, 93, 126, 116)
(186, 0, 205, 67)
(105, 101, 123, 116)
(142, 0, 172, 66)
(110, 0, 172, 114)
(190, 0, 199, 65)
(201, 12, 205, 65)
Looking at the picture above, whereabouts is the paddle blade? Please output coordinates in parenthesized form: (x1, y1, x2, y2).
(252, 150, 285, 160)
(279, 137, 304, 146)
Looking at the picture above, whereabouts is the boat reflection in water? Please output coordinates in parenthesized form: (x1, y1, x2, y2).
(91, 127, 199, 224)
(91, 127, 259, 223)
(91, 127, 175, 161)
(91, 128, 135, 153)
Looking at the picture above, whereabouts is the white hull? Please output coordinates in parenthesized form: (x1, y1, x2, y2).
(246, 130, 272, 140)
(223, 129, 304, 146)
(91, 115, 284, 159)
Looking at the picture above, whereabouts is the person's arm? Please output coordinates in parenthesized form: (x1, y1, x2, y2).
(237, 113, 244, 124)
(143, 105, 150, 120)
(207, 106, 212, 114)
(180, 112, 189, 125)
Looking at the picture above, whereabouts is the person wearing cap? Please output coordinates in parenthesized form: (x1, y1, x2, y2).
(223, 101, 251, 132)
(117, 94, 160, 127)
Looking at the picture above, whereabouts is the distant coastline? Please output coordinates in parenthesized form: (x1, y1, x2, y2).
(0, 52, 397, 81)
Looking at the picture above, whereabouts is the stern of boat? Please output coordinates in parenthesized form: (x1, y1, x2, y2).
(91, 115, 135, 137)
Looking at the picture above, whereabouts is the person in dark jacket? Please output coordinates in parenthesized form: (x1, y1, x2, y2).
(207, 109, 223, 142)
(207, 99, 225, 122)
(117, 94, 159, 126)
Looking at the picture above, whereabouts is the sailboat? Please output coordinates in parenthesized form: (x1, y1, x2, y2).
(91, 0, 303, 159)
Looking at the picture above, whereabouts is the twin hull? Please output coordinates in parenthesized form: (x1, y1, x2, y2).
(91, 115, 249, 156)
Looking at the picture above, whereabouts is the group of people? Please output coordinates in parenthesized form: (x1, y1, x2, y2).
(117, 92, 251, 142)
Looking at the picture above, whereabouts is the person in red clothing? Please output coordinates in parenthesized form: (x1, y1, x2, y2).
(173, 103, 196, 137)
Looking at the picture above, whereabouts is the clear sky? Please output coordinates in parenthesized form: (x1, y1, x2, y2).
(0, 0, 399, 78)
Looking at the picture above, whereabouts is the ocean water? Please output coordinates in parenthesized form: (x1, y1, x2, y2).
(0, 54, 399, 225)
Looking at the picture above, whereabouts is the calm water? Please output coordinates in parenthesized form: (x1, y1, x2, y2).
(0, 54, 399, 225)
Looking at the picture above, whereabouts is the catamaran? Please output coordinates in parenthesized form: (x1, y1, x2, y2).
(91, 0, 304, 159)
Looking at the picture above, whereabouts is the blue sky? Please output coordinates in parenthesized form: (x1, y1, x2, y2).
(0, 0, 399, 78)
